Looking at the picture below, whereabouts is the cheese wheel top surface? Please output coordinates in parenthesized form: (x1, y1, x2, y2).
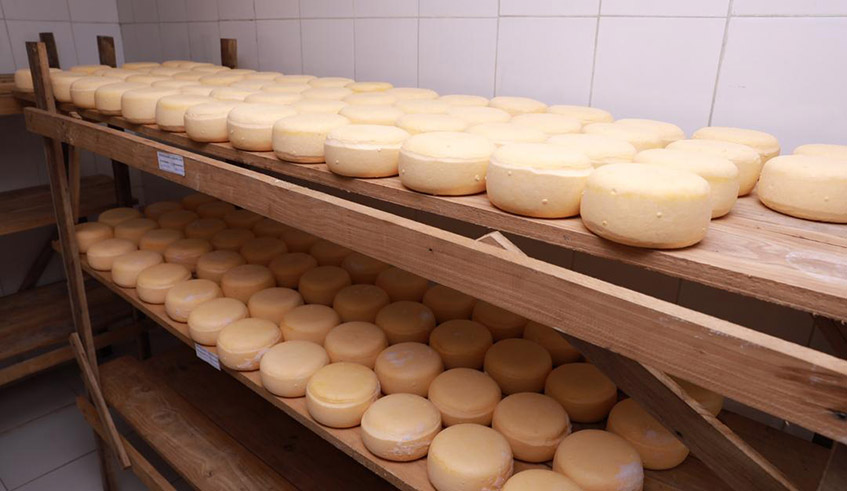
(217, 317, 281, 353)
(607, 398, 688, 470)
(489, 96, 547, 115)
(121, 62, 160, 70)
(374, 342, 444, 396)
(240, 237, 288, 264)
(307, 362, 379, 403)
(185, 218, 227, 239)
(94, 82, 148, 111)
(553, 430, 643, 491)
(244, 92, 302, 105)
(375, 267, 429, 302)
(197, 201, 236, 219)
(423, 285, 477, 319)
(439, 94, 489, 107)
(794, 143, 847, 160)
(260, 340, 329, 379)
(494, 392, 570, 442)
(244, 71, 282, 80)
(548, 104, 614, 124)
(376, 301, 437, 344)
(510, 113, 582, 135)
(158, 209, 200, 230)
(585, 163, 711, 199)
(346, 81, 393, 92)
(326, 124, 409, 147)
(263, 82, 311, 93)
(196, 249, 246, 280)
(181, 192, 216, 210)
(324, 321, 388, 365)
(339, 252, 390, 282)
(75, 222, 113, 253)
(292, 99, 348, 114)
(492, 143, 592, 171)
(667, 138, 762, 193)
(617, 118, 685, 144)
(386, 87, 439, 100)
(200, 73, 245, 86)
(184, 101, 239, 120)
(447, 106, 511, 125)
(275, 112, 350, 132)
(276, 74, 316, 84)
(484, 338, 552, 390)
(339, 104, 404, 125)
(308, 240, 352, 265)
(69, 64, 110, 74)
(427, 424, 513, 490)
(211, 86, 257, 102)
(111, 250, 164, 287)
(144, 201, 183, 220)
(428, 368, 502, 416)
(396, 114, 469, 134)
(672, 377, 723, 416)
(228, 103, 297, 126)
(634, 148, 739, 181)
(223, 209, 262, 229)
(303, 87, 353, 100)
(503, 470, 583, 491)
(222, 263, 274, 287)
(114, 218, 158, 243)
(173, 71, 206, 81)
(282, 304, 341, 340)
(361, 393, 441, 460)
(343, 92, 397, 106)
(309, 76, 355, 88)
(582, 122, 666, 151)
(467, 122, 547, 146)
(523, 321, 581, 365)
(394, 99, 450, 115)
(139, 228, 183, 252)
(99, 207, 142, 227)
(268, 252, 318, 286)
(545, 363, 617, 414)
(402, 131, 494, 160)
(248, 287, 304, 323)
(212, 228, 256, 250)
(136, 262, 192, 287)
(230, 79, 274, 91)
(693, 126, 780, 160)
(252, 218, 288, 238)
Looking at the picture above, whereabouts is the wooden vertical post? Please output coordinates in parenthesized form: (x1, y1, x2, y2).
(38, 32, 60, 69)
(220, 38, 238, 68)
(96, 36, 117, 68)
(96, 36, 133, 207)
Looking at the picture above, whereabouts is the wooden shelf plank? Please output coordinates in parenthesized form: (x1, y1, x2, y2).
(0, 76, 23, 116)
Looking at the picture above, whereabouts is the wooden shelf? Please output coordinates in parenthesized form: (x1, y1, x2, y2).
(0, 74, 23, 116)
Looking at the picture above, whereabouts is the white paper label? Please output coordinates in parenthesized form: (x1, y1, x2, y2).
(195, 343, 221, 370)
(157, 151, 185, 176)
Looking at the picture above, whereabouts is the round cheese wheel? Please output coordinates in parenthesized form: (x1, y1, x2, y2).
(153, 79, 200, 90)
(394, 99, 450, 115)
(158, 209, 199, 231)
(196, 249, 246, 283)
(143, 201, 182, 220)
(398, 132, 494, 195)
(187, 297, 249, 345)
(139, 228, 183, 253)
(386, 87, 438, 100)
(347, 81, 393, 93)
(248, 287, 304, 324)
(281, 304, 340, 344)
(244, 71, 282, 80)
(668, 139, 764, 196)
(185, 218, 226, 240)
(580, 163, 712, 249)
(173, 71, 206, 82)
(374, 342, 444, 396)
(309, 77, 354, 88)
(440, 94, 488, 107)
(200, 72, 245, 86)
(211, 228, 255, 251)
(307, 240, 351, 266)
(523, 322, 581, 366)
(268, 252, 318, 288)
(148, 66, 183, 77)
(429, 320, 493, 370)
(339, 253, 390, 284)
(99, 207, 142, 227)
(396, 114, 469, 135)
(121, 87, 180, 124)
(428, 369, 501, 426)
(264, 82, 311, 93)
(197, 201, 236, 219)
(276, 74, 316, 84)
(13, 68, 36, 92)
(292, 99, 348, 114)
(484, 339, 552, 394)
(332, 284, 391, 323)
(136, 263, 192, 304)
(471, 300, 528, 341)
(324, 124, 410, 178)
(503, 469, 582, 491)
(447, 105, 511, 125)
(114, 218, 158, 245)
(163, 238, 212, 272)
(511, 113, 581, 136)
(467, 122, 547, 148)
(582, 122, 665, 152)
(339, 104, 404, 125)
(94, 82, 147, 114)
(230, 79, 273, 91)
(122, 62, 160, 71)
(281, 228, 318, 253)
(244, 91, 302, 105)
(70, 77, 123, 108)
(757, 155, 847, 223)
(545, 363, 617, 423)
(190, 64, 227, 72)
(70, 64, 110, 74)
(795, 143, 847, 160)
(617, 118, 685, 146)
(217, 318, 282, 371)
(553, 430, 644, 491)
(324, 321, 388, 368)
(672, 377, 723, 416)
(548, 105, 614, 125)
(124, 74, 171, 85)
(343, 92, 397, 106)
(252, 218, 288, 238)
(693, 126, 780, 162)
(273, 113, 351, 163)
(361, 393, 441, 461)
(428, 425, 514, 491)
(180, 193, 216, 211)
(51, 72, 87, 102)
(493, 393, 570, 462)
(375, 267, 429, 302)
(184, 101, 240, 142)
(164, 279, 222, 322)
(227, 103, 297, 151)
(87, 238, 137, 271)
(547, 133, 637, 168)
(607, 398, 688, 470)
(303, 87, 353, 100)
(221, 264, 275, 303)
(75, 222, 113, 253)
(298, 265, 352, 305)
(111, 250, 163, 288)
(240, 237, 288, 266)
(155, 94, 213, 131)
(489, 96, 546, 116)
(260, 340, 329, 397)
(376, 301, 437, 344)
(306, 362, 380, 428)
(223, 209, 262, 229)
(423, 285, 477, 323)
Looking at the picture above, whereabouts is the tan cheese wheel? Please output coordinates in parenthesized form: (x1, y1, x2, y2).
(200, 72, 245, 86)
(324, 124, 410, 178)
(227, 103, 297, 151)
(240, 237, 288, 266)
(672, 377, 723, 416)
(276, 74, 316, 84)
(164, 279, 222, 322)
(143, 201, 182, 220)
(298, 265, 352, 305)
(493, 393, 570, 462)
(583, 122, 665, 152)
(440, 94, 488, 107)
(223, 209, 262, 229)
(693, 126, 780, 162)
(96, 68, 144, 80)
(545, 363, 617, 423)
(308, 240, 352, 266)
(428, 424, 514, 491)
(503, 469, 583, 491)
(70, 64, 110, 74)
(155, 94, 213, 132)
(339, 104, 404, 125)
(668, 139, 763, 196)
(252, 218, 288, 238)
(164, 238, 212, 272)
(617, 118, 685, 146)
(197, 201, 236, 219)
(343, 92, 397, 106)
(361, 393, 441, 462)
(217, 318, 282, 371)
(260, 340, 330, 397)
(607, 398, 688, 470)
(185, 218, 226, 240)
(87, 238, 137, 271)
(309, 77, 354, 88)
(189, 63, 225, 72)
(281, 228, 318, 253)
(306, 362, 380, 427)
(396, 114, 469, 135)
(548, 133, 637, 168)
(111, 250, 164, 288)
(268, 252, 318, 288)
(187, 297, 249, 345)
(121, 87, 180, 124)
(221, 264, 275, 303)
(124, 74, 171, 85)
(472, 300, 528, 341)
(281, 304, 340, 344)
(114, 218, 158, 245)
(248, 287, 304, 324)
(580, 164, 712, 249)
(51, 72, 87, 102)
(264, 82, 311, 93)
(484, 338, 552, 394)
(548, 104, 614, 124)
(244, 91, 302, 105)
(230, 79, 273, 91)
(332, 284, 391, 322)
(757, 155, 847, 223)
(386, 87, 438, 100)
(375, 267, 429, 302)
(375, 342, 444, 397)
(136, 263, 192, 304)
(244, 71, 281, 80)
(339, 252, 390, 284)
(196, 249, 246, 283)
(139, 228, 183, 253)
(395, 99, 450, 115)
(293, 99, 348, 114)
(158, 209, 199, 231)
(173, 71, 206, 82)
(212, 228, 255, 251)
(511, 113, 581, 136)
(273, 113, 351, 163)
(398, 132, 494, 195)
(303, 87, 353, 100)
(99, 207, 142, 227)
(795, 143, 847, 160)
(553, 430, 643, 491)
(489, 96, 547, 116)
(75, 222, 113, 253)
(324, 321, 388, 368)
(70, 77, 122, 108)
(423, 285, 477, 323)
(523, 322, 581, 366)
(447, 106, 511, 125)
(428, 369, 501, 426)
(122, 62, 160, 71)
(149, 67, 184, 77)
(94, 82, 147, 114)
(346, 81, 393, 93)
(467, 122, 547, 148)
(181, 192, 216, 211)
(184, 101, 240, 142)
(429, 320, 493, 370)
(13, 68, 43, 92)
(376, 301, 437, 344)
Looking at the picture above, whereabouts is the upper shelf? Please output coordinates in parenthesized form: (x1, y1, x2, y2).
(0, 76, 24, 115)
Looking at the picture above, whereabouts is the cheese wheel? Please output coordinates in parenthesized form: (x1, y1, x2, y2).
(306, 362, 380, 428)
(158, 209, 199, 231)
(375, 342, 444, 396)
(583, 122, 665, 152)
(332, 284, 391, 322)
(339, 104, 404, 125)
(114, 218, 158, 245)
(173, 71, 206, 81)
(196, 249, 246, 283)
(503, 470, 582, 491)
(668, 139, 763, 196)
(70, 64, 110, 74)
(440, 94, 488, 107)
(471, 300, 528, 341)
(155, 94, 213, 132)
(693, 126, 780, 162)
(375, 267, 429, 302)
(139, 228, 183, 253)
(394, 99, 450, 115)
(607, 398, 688, 470)
(70, 77, 122, 108)
(184, 102, 240, 142)
(447, 105, 511, 125)
(227, 103, 297, 151)
(428, 424, 513, 491)
(163, 238, 212, 272)
(248, 287, 304, 324)
(211, 87, 258, 102)
(276, 74, 316, 84)
(148, 66, 184, 77)
(164, 279, 222, 322)
(309, 239, 352, 266)
(361, 393, 441, 461)
(121, 87, 180, 124)
(94, 82, 147, 114)
(227, 69, 257, 76)
(244, 71, 283, 80)
(185, 218, 226, 240)
(211, 228, 255, 251)
(486, 143, 593, 219)
(553, 430, 644, 491)
(580, 164, 712, 249)
(324, 124, 410, 177)
(253, 218, 288, 238)
(217, 318, 282, 371)
(376, 301, 437, 344)
(398, 132, 494, 195)
(197, 201, 236, 219)
(111, 250, 164, 288)
(428, 369, 501, 426)
(672, 377, 723, 416)
(757, 155, 847, 223)
(489, 96, 546, 116)
(99, 207, 142, 227)
(122, 62, 160, 71)
(340, 253, 390, 284)
(230, 79, 274, 91)
(795, 143, 847, 160)
(190, 64, 227, 72)
(547, 134, 636, 168)
(548, 105, 614, 125)
(50, 72, 87, 102)
(493, 393, 570, 462)
(303, 87, 353, 100)
(617, 118, 685, 146)
(75, 222, 113, 253)
(281, 304, 341, 344)
(244, 91, 302, 105)
(467, 122, 547, 148)
(347, 81, 393, 93)
(223, 209, 262, 229)
(484, 338, 552, 394)
(136, 263, 192, 304)
(200, 72, 245, 86)
(187, 297, 249, 345)
(181, 192, 216, 211)
(87, 238, 137, 271)
(429, 320, 493, 370)
(396, 114, 469, 135)
(221, 264, 275, 303)
(240, 237, 288, 265)
(309, 77, 355, 88)
(343, 92, 397, 106)
(273, 113, 351, 163)
(545, 363, 617, 423)
(154, 80, 201, 90)
(511, 113, 581, 136)
(264, 82, 311, 93)
(260, 340, 330, 397)
(523, 322, 581, 366)
(281, 228, 318, 252)
(423, 285, 477, 323)
(386, 87, 438, 100)
(324, 321, 388, 368)
(124, 74, 171, 85)
(298, 266, 351, 305)
(268, 252, 318, 288)
(293, 99, 348, 114)
(13, 68, 53, 92)
(143, 201, 182, 220)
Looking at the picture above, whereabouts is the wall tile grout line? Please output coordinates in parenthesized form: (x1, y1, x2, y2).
(7, 449, 98, 491)
(352, 0, 357, 79)
(587, 0, 603, 106)
(491, 0, 501, 97)
(707, 0, 735, 126)
(298, 0, 304, 74)
(0, 399, 78, 438)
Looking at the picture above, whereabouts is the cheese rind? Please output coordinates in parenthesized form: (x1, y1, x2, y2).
(51, 72, 88, 102)
(484, 338, 552, 394)
(114, 218, 159, 245)
(273, 113, 351, 163)
(693, 126, 780, 162)
(158, 209, 199, 231)
(248, 287, 304, 324)
(523, 321, 581, 366)
(281, 304, 341, 344)
(548, 105, 614, 125)
(548, 133, 636, 168)
(340, 252, 390, 284)
(87, 238, 137, 271)
(361, 393, 442, 462)
(511, 113, 581, 136)
(375, 301, 437, 344)
(227, 103, 298, 151)
(346, 81, 393, 93)
(309, 77, 355, 88)
(502, 470, 582, 491)
(275, 75, 316, 84)
(184, 102, 240, 142)
(324, 124, 410, 178)
(240, 237, 288, 266)
(268, 252, 318, 288)
(396, 114, 468, 135)
(303, 87, 353, 100)
(121, 87, 180, 124)
(439, 94, 489, 107)
(260, 341, 330, 397)
(375, 267, 429, 302)
(221, 264, 276, 303)
(794, 143, 847, 160)
(493, 393, 570, 462)
(427, 424, 514, 491)
(471, 300, 528, 341)
(292, 99, 348, 115)
(281, 228, 318, 253)
(143, 201, 182, 220)
(308, 240, 352, 266)
(428, 368, 501, 426)
(395, 99, 450, 115)
(489, 96, 547, 115)
(95, 82, 147, 114)
(375, 342, 444, 396)
(223, 209, 262, 229)
(111, 250, 164, 288)
(75, 222, 113, 253)
(423, 285, 477, 323)
(333, 284, 391, 322)
(757, 155, 847, 223)
(196, 249, 246, 283)
(617, 118, 686, 146)
(343, 92, 397, 106)
(398, 132, 494, 196)
(139, 228, 183, 253)
(244, 92, 302, 105)
(429, 320, 493, 370)
(187, 297, 249, 345)
(667, 138, 763, 196)
(447, 106, 511, 125)
(99, 207, 142, 227)
(298, 265, 352, 305)
(185, 218, 226, 240)
(70, 77, 123, 108)
(163, 238, 212, 272)
(324, 321, 388, 368)
(164, 279, 222, 322)
(607, 398, 689, 470)
(386, 87, 438, 100)
(583, 122, 665, 152)
(673, 377, 724, 416)
(545, 363, 617, 423)
(306, 362, 380, 428)
(217, 318, 282, 371)
(136, 263, 192, 304)
(197, 201, 236, 219)
(211, 228, 255, 251)
(338, 104, 405, 125)
(552, 430, 644, 491)
(155, 94, 213, 132)
(252, 218, 288, 238)
(467, 122, 547, 148)
(180, 193, 216, 211)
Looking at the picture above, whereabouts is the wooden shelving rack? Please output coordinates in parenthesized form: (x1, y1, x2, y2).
(18, 36, 847, 490)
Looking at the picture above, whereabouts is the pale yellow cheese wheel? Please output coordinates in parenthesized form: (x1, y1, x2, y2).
(440, 94, 488, 107)
(757, 155, 847, 223)
(155, 94, 214, 132)
(298, 265, 352, 305)
(493, 393, 570, 462)
(173, 71, 206, 81)
(99, 207, 142, 227)
(324, 321, 388, 368)
(339, 252, 390, 284)
(343, 92, 397, 106)
(196, 250, 246, 283)
(375, 301, 437, 345)
(338, 104, 404, 125)
(264, 82, 311, 93)
(395, 99, 450, 115)
(668, 139, 763, 196)
(281, 228, 318, 253)
(111, 250, 163, 288)
(158, 209, 200, 231)
(187, 297, 249, 346)
(223, 209, 262, 229)
(244, 91, 302, 105)
(583, 122, 665, 152)
(217, 318, 282, 371)
(227, 103, 297, 151)
(375, 267, 429, 302)
(429, 319, 493, 370)
(190, 63, 226, 72)
(259, 340, 330, 397)
(523, 322, 581, 366)
(293, 99, 348, 114)
(548, 105, 614, 124)
(244, 71, 282, 80)
(184, 101, 240, 143)
(281, 304, 340, 344)
(75, 222, 113, 253)
(672, 377, 723, 416)
(124, 74, 171, 85)
(617, 118, 686, 146)
(276, 74, 316, 84)
(70, 76, 123, 108)
(467, 122, 547, 148)
(121, 62, 160, 71)
(399, 132, 494, 196)
(114, 218, 158, 245)
(164, 279, 222, 322)
(547, 133, 637, 168)
(163, 238, 212, 272)
(221, 264, 276, 303)
(136, 263, 192, 304)
(607, 398, 688, 470)
(230, 79, 273, 91)
(303, 87, 353, 100)
(324, 124, 410, 178)
(332, 284, 391, 323)
(361, 393, 441, 462)
(268, 252, 318, 288)
(396, 114, 469, 135)
(471, 300, 528, 341)
(553, 430, 644, 491)
(428, 368, 501, 426)
(693, 126, 780, 162)
(346, 81, 393, 93)
(185, 218, 226, 240)
(240, 237, 288, 266)
(153, 79, 200, 90)
(51, 72, 87, 103)
(197, 201, 236, 219)
(149, 66, 184, 77)
(306, 362, 380, 428)
(94, 82, 147, 114)
(144, 201, 183, 220)
(70, 64, 110, 74)
(386, 87, 438, 100)
(180, 192, 216, 211)
(447, 106, 511, 125)
(211, 228, 255, 251)
(503, 469, 582, 491)
(309, 77, 354, 88)
(484, 338, 552, 394)
(87, 238, 137, 271)
(794, 143, 847, 160)
(489, 96, 547, 116)
(423, 285, 477, 323)
(427, 424, 514, 491)
(511, 113, 581, 136)
(252, 218, 288, 238)
(545, 363, 617, 423)
(200, 72, 246, 86)
(375, 342, 444, 397)
(308, 239, 352, 266)
(121, 87, 180, 124)
(248, 287, 304, 324)
(273, 113, 351, 163)
(139, 228, 183, 253)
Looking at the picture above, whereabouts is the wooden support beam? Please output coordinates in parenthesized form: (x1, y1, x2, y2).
(220, 38, 237, 68)
(817, 443, 847, 491)
(17, 231, 56, 291)
(97, 36, 117, 67)
(815, 317, 847, 360)
(38, 32, 60, 68)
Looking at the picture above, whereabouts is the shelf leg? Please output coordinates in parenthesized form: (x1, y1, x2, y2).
(16, 229, 56, 291)
(817, 442, 847, 491)
(221, 38, 238, 68)
(37, 32, 60, 69)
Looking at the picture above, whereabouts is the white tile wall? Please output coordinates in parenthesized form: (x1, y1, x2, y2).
(130, 0, 158, 23)
(72, 22, 125, 65)
(601, 0, 729, 17)
(6, 20, 78, 68)
(157, 0, 187, 22)
(68, 0, 120, 23)
(419, 17, 497, 96)
(419, 0, 498, 17)
(1, 0, 70, 22)
(0, 23, 15, 72)
(159, 21, 191, 60)
(354, 18, 417, 86)
(354, 0, 417, 18)
(219, 19, 258, 68)
(218, 0, 255, 20)
(116, 0, 133, 23)
(185, 0, 218, 22)
(255, 19, 301, 72)
(187, 21, 221, 63)
(255, 0, 298, 19)
(500, 0, 599, 16)
(300, 0, 353, 19)
(732, 0, 847, 16)
(301, 18, 354, 77)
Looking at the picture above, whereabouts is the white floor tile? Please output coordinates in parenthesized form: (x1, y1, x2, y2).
(14, 452, 101, 491)
(0, 369, 77, 434)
